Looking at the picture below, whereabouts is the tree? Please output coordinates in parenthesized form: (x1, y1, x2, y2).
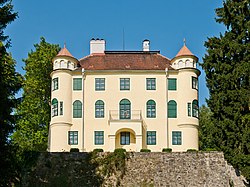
(0, 0, 21, 185)
(201, 0, 250, 182)
(13, 37, 60, 152)
(0, 0, 18, 46)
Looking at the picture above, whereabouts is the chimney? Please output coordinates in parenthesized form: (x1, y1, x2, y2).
(143, 39, 150, 51)
(90, 38, 106, 54)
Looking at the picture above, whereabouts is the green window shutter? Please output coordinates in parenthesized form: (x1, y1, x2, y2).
(73, 100, 82, 118)
(73, 78, 82, 90)
(168, 100, 177, 118)
(168, 78, 177, 90)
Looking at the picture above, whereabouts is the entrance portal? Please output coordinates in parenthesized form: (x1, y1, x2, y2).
(115, 128, 136, 151)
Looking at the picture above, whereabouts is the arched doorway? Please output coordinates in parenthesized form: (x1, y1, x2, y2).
(115, 128, 136, 151)
(119, 99, 131, 119)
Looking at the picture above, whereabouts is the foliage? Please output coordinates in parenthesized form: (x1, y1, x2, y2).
(162, 148, 172, 152)
(0, 42, 22, 186)
(187, 149, 198, 152)
(92, 148, 104, 153)
(201, 0, 250, 182)
(12, 37, 60, 152)
(70, 148, 79, 152)
(0, 0, 17, 46)
(140, 148, 151, 152)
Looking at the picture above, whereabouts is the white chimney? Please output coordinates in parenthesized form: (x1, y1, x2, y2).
(143, 39, 150, 51)
(90, 38, 106, 54)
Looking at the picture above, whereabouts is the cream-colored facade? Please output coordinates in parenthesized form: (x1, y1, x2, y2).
(48, 39, 200, 152)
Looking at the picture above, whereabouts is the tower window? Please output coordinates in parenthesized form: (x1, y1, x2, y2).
(168, 78, 177, 90)
(73, 78, 82, 90)
(60, 101, 63, 115)
(187, 102, 191, 116)
(192, 100, 199, 118)
(51, 98, 58, 117)
(52, 78, 58, 91)
(192, 77, 198, 90)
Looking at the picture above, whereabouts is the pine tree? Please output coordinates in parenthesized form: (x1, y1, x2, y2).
(13, 37, 60, 152)
(202, 0, 250, 182)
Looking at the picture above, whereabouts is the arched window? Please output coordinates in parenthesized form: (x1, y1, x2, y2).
(168, 100, 177, 118)
(192, 100, 199, 118)
(120, 99, 131, 119)
(73, 100, 82, 118)
(95, 100, 104, 118)
(147, 100, 156, 118)
(52, 98, 58, 117)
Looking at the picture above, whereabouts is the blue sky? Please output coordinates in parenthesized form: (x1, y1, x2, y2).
(6, 0, 225, 106)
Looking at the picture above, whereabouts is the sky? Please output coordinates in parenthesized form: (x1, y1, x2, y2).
(6, 0, 225, 106)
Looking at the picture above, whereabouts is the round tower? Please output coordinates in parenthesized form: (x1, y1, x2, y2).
(170, 42, 200, 150)
(49, 45, 79, 152)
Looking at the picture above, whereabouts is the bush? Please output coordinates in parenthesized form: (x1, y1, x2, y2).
(93, 148, 104, 153)
(162, 148, 172, 152)
(187, 149, 198, 152)
(70, 148, 79, 152)
(140, 149, 151, 152)
(114, 148, 126, 154)
(204, 148, 217, 151)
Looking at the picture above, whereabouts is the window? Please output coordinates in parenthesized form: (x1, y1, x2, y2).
(192, 100, 199, 118)
(146, 78, 156, 90)
(120, 132, 130, 145)
(147, 100, 156, 118)
(119, 99, 131, 119)
(192, 77, 198, 90)
(120, 78, 130, 90)
(52, 78, 58, 91)
(147, 131, 156, 145)
(73, 78, 82, 90)
(168, 100, 177, 118)
(60, 101, 63, 115)
(168, 78, 177, 90)
(94, 131, 104, 145)
(73, 100, 82, 118)
(51, 98, 58, 117)
(95, 100, 104, 118)
(95, 78, 105, 91)
(68, 131, 78, 145)
(187, 103, 191, 117)
(172, 131, 182, 145)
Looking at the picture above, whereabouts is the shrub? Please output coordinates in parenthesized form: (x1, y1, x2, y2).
(162, 148, 172, 152)
(187, 149, 198, 152)
(204, 148, 217, 151)
(114, 148, 126, 154)
(93, 148, 104, 153)
(70, 148, 79, 152)
(140, 149, 151, 152)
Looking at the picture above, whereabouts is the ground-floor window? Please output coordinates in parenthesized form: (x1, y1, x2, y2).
(147, 131, 156, 145)
(94, 131, 104, 145)
(120, 132, 130, 145)
(68, 131, 78, 145)
(172, 131, 182, 145)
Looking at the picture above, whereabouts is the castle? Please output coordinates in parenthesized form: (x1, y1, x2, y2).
(48, 39, 200, 152)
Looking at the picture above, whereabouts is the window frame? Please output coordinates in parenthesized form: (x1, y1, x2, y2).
(168, 78, 177, 91)
(168, 100, 177, 118)
(68, 131, 78, 145)
(51, 98, 58, 117)
(120, 78, 130, 90)
(95, 78, 105, 91)
(52, 77, 58, 91)
(192, 100, 199, 118)
(172, 131, 182, 145)
(192, 76, 198, 90)
(95, 100, 104, 118)
(147, 131, 156, 145)
(73, 78, 82, 91)
(120, 132, 130, 145)
(73, 100, 82, 118)
(146, 78, 156, 90)
(94, 131, 104, 145)
(147, 100, 156, 118)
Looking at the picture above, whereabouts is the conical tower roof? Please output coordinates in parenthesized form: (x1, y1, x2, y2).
(56, 44, 74, 58)
(175, 44, 194, 57)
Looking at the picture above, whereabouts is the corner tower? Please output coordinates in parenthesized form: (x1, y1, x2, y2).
(169, 43, 200, 151)
(49, 45, 79, 152)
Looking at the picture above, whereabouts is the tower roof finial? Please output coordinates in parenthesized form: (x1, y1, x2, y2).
(64, 42, 66, 48)
(183, 38, 186, 46)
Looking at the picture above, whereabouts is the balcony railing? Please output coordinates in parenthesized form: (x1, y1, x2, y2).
(109, 110, 142, 121)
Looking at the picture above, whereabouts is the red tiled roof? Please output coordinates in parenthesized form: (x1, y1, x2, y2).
(175, 44, 194, 57)
(79, 52, 173, 70)
(56, 47, 74, 58)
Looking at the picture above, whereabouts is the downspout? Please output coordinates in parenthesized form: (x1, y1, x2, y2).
(82, 68, 85, 151)
(165, 68, 169, 148)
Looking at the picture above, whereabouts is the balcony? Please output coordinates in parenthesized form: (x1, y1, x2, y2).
(109, 110, 142, 121)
